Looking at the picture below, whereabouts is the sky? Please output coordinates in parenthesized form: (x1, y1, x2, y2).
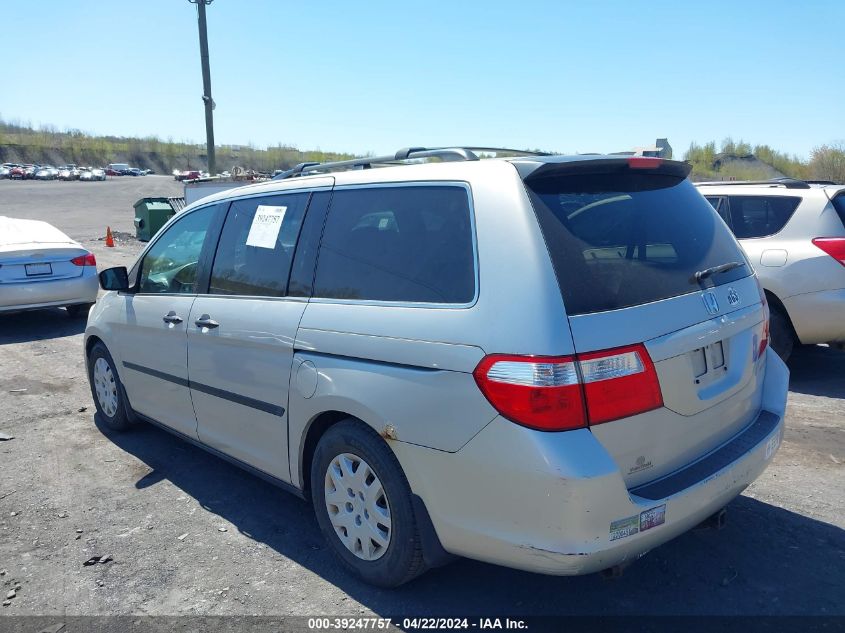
(2, 0, 843, 159)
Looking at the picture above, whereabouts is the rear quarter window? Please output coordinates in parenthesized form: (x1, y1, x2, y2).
(313, 185, 475, 303)
(526, 173, 750, 315)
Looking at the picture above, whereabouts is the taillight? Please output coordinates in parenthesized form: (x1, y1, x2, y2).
(473, 343, 663, 432)
(579, 344, 663, 425)
(472, 355, 586, 431)
(757, 319, 770, 361)
(70, 253, 96, 266)
(754, 276, 769, 361)
(812, 237, 845, 267)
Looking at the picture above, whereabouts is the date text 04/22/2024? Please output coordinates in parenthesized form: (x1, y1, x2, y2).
(307, 618, 528, 630)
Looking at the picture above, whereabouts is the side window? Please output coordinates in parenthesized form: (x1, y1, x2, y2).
(288, 190, 332, 297)
(138, 205, 216, 294)
(313, 185, 475, 303)
(209, 192, 309, 297)
(728, 196, 801, 239)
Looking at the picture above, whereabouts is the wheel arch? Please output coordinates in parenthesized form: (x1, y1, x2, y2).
(85, 333, 104, 358)
(764, 289, 799, 341)
(299, 409, 454, 570)
(298, 410, 359, 495)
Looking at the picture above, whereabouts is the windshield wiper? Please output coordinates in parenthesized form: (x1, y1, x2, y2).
(691, 261, 745, 284)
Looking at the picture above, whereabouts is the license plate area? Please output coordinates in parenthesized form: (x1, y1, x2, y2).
(25, 263, 53, 277)
(690, 340, 726, 385)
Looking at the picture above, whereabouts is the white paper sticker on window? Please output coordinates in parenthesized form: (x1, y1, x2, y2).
(245, 205, 287, 249)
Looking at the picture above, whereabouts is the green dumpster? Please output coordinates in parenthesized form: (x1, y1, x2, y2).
(134, 198, 176, 242)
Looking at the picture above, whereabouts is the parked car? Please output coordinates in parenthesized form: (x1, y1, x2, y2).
(86, 148, 788, 588)
(91, 168, 106, 181)
(9, 166, 26, 180)
(697, 178, 845, 359)
(0, 165, 12, 179)
(174, 169, 201, 181)
(79, 169, 94, 181)
(0, 216, 98, 317)
(23, 165, 38, 179)
(108, 163, 131, 176)
(34, 166, 58, 180)
(126, 168, 144, 177)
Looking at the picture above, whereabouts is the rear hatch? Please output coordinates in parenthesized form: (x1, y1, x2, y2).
(523, 158, 769, 487)
(0, 217, 87, 283)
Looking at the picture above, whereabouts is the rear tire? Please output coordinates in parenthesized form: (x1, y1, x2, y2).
(770, 306, 795, 362)
(87, 342, 133, 431)
(311, 419, 426, 587)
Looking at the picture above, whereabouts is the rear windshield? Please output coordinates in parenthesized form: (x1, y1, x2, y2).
(526, 173, 750, 315)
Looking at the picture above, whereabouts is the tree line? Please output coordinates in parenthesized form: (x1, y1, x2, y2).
(684, 138, 845, 183)
(0, 117, 355, 174)
(2, 117, 843, 183)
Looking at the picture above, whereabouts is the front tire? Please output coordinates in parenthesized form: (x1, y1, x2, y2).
(87, 342, 133, 431)
(311, 419, 425, 587)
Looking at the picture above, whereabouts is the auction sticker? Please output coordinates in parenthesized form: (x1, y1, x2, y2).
(246, 205, 287, 249)
(639, 504, 666, 532)
(609, 515, 639, 541)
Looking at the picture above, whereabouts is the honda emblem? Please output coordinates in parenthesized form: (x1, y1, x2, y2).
(702, 291, 720, 315)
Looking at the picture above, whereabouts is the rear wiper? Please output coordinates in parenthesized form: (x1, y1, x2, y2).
(691, 261, 745, 284)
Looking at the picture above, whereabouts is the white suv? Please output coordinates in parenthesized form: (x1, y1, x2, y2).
(697, 179, 845, 359)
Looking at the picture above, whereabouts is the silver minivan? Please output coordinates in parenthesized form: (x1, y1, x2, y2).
(85, 148, 789, 587)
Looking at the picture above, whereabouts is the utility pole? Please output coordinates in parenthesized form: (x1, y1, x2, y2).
(189, 0, 216, 175)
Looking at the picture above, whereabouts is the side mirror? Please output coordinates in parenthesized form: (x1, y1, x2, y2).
(99, 266, 130, 291)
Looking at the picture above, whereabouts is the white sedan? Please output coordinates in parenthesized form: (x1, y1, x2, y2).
(0, 216, 99, 317)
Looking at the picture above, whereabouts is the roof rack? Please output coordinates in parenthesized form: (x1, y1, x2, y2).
(696, 177, 811, 190)
(272, 146, 552, 180)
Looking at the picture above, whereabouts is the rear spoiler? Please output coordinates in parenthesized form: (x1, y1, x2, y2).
(517, 157, 692, 182)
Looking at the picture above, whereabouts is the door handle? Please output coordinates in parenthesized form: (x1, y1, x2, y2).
(194, 314, 219, 329)
(162, 311, 183, 324)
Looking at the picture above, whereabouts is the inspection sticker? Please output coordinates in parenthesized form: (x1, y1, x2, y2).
(639, 504, 666, 532)
(609, 515, 639, 541)
(245, 205, 287, 249)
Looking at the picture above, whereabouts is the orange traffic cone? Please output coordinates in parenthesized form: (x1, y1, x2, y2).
(105, 227, 115, 248)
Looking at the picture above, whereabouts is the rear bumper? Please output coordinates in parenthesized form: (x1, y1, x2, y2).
(783, 287, 845, 344)
(0, 271, 98, 312)
(395, 350, 789, 575)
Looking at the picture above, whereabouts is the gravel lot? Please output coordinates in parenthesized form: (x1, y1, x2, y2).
(0, 178, 843, 618)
